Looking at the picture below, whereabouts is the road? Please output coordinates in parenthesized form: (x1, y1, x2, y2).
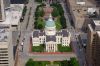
(61, 1, 87, 66)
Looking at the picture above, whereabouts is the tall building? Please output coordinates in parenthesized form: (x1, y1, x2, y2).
(0, 0, 24, 66)
(86, 19, 100, 66)
(3, 0, 10, 9)
(32, 14, 71, 52)
(0, 0, 5, 21)
(0, 0, 10, 21)
(66, 0, 97, 30)
(0, 27, 14, 66)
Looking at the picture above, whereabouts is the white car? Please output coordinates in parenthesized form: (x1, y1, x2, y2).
(21, 42, 24, 46)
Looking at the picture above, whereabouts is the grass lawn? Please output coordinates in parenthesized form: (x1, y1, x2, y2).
(33, 61, 50, 66)
(26, 58, 79, 66)
(58, 44, 72, 52)
(54, 58, 79, 66)
(32, 44, 45, 52)
(26, 59, 50, 66)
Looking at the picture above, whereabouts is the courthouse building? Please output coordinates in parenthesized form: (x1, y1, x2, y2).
(32, 14, 71, 52)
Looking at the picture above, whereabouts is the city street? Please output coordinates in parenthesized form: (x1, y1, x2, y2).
(61, 1, 86, 66)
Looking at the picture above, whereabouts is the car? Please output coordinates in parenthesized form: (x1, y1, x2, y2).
(21, 42, 24, 46)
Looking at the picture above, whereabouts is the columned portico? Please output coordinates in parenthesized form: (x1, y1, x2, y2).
(46, 43, 57, 52)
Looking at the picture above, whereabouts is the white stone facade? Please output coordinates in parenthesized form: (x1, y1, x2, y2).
(32, 15, 71, 52)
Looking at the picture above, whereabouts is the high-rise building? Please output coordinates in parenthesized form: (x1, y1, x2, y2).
(0, 27, 14, 66)
(86, 19, 100, 66)
(0, 0, 24, 66)
(3, 0, 10, 9)
(66, 0, 97, 30)
(0, 0, 5, 21)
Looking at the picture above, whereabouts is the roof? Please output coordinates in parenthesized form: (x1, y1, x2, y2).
(68, 0, 96, 28)
(11, 0, 25, 4)
(33, 30, 39, 38)
(0, 28, 8, 42)
(93, 20, 100, 26)
(46, 36, 56, 42)
(62, 29, 68, 37)
(0, 2, 2, 20)
(0, 4, 24, 25)
(45, 14, 55, 27)
(39, 30, 45, 36)
(97, 31, 100, 37)
(56, 31, 61, 36)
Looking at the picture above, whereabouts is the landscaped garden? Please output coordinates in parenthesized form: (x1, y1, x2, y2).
(34, 3, 67, 30)
(58, 44, 72, 52)
(50, 3, 67, 29)
(34, 3, 45, 29)
(26, 59, 50, 66)
(32, 44, 45, 52)
(26, 58, 79, 66)
(54, 58, 79, 66)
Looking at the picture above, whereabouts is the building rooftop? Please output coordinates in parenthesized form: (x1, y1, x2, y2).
(62, 29, 69, 37)
(0, 2, 2, 20)
(0, 28, 9, 42)
(46, 36, 56, 42)
(93, 20, 100, 26)
(68, 0, 97, 28)
(0, 42, 8, 48)
(11, 0, 25, 4)
(97, 31, 100, 37)
(33, 30, 39, 38)
(0, 4, 24, 25)
(39, 30, 45, 36)
(45, 14, 55, 27)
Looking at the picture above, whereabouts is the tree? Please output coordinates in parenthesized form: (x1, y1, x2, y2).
(60, 16, 67, 29)
(35, 0, 43, 3)
(26, 59, 34, 66)
(52, 7, 59, 17)
(36, 18, 45, 29)
(50, 3, 64, 16)
(61, 60, 68, 66)
(70, 58, 79, 66)
(38, 24, 43, 29)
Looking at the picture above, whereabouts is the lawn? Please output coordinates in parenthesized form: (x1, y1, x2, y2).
(26, 58, 79, 66)
(58, 44, 72, 52)
(32, 44, 45, 52)
(54, 58, 79, 66)
(26, 59, 50, 66)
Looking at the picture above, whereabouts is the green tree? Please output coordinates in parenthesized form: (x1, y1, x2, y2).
(55, 17, 62, 30)
(61, 60, 68, 66)
(70, 58, 79, 66)
(35, 0, 43, 3)
(38, 24, 43, 29)
(26, 59, 34, 66)
(60, 16, 67, 29)
(52, 7, 59, 17)
(50, 3, 64, 16)
(37, 18, 45, 29)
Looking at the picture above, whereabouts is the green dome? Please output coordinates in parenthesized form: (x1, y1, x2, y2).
(45, 15, 55, 27)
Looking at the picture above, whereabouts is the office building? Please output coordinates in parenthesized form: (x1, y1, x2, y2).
(86, 19, 100, 66)
(0, 27, 14, 66)
(66, 0, 97, 30)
